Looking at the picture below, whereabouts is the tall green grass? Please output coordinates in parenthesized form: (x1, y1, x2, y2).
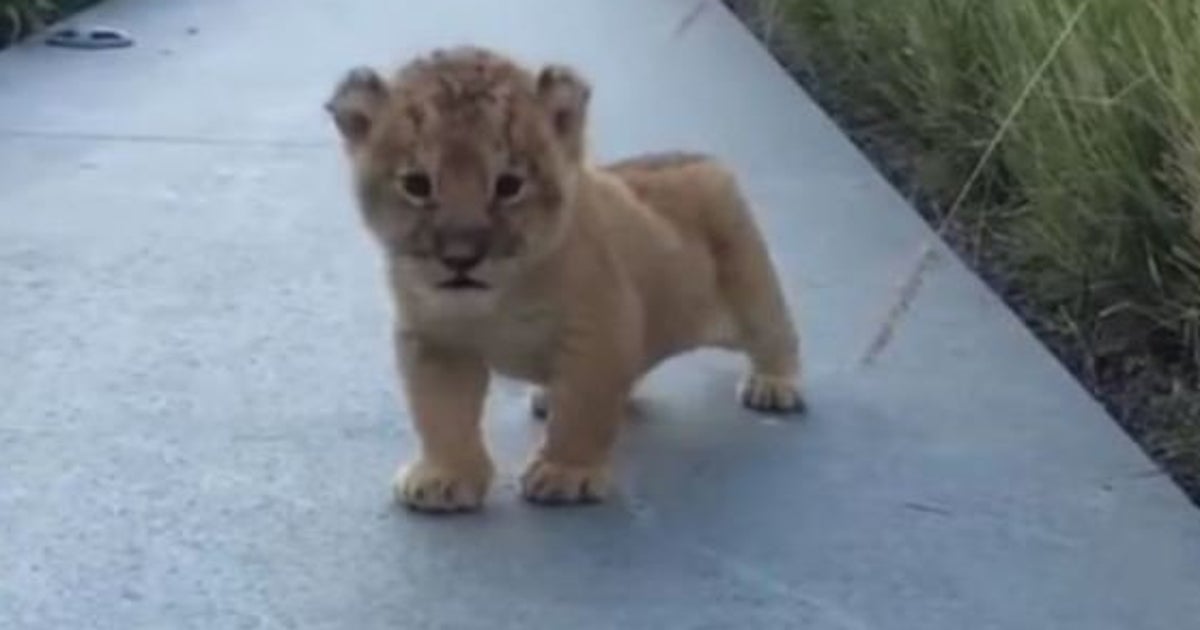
(768, 0, 1200, 371)
(1, 0, 98, 46)
(1, 1, 53, 41)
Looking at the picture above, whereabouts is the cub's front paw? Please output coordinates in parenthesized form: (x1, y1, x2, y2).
(739, 373, 806, 414)
(520, 457, 611, 506)
(394, 458, 492, 514)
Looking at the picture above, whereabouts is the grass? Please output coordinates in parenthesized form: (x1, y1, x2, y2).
(729, 0, 1200, 503)
(1, 0, 101, 47)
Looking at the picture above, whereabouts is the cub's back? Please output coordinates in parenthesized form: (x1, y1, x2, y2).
(604, 152, 749, 245)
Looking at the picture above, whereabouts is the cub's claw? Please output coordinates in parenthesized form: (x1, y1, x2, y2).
(520, 458, 610, 505)
(739, 373, 805, 414)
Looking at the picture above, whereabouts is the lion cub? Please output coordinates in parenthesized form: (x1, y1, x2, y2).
(326, 46, 803, 513)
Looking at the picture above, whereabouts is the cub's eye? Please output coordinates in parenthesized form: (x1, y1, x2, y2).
(399, 172, 433, 200)
(494, 173, 525, 202)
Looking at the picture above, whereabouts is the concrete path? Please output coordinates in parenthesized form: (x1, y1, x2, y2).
(2, 1, 1199, 628)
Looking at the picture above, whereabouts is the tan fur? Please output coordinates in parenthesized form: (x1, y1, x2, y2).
(326, 47, 803, 513)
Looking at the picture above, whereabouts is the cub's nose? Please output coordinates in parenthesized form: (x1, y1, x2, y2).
(434, 228, 489, 274)
(440, 250, 484, 274)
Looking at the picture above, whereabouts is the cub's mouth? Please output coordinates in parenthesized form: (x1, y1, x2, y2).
(438, 275, 490, 291)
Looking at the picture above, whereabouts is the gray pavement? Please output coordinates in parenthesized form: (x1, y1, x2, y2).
(2, 1, 1199, 628)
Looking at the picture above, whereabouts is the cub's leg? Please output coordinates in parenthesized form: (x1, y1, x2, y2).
(394, 331, 494, 513)
(521, 319, 635, 505)
(521, 380, 627, 505)
(528, 387, 638, 421)
(712, 193, 805, 414)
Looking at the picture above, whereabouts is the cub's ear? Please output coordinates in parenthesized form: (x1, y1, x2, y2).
(324, 66, 388, 147)
(536, 64, 591, 160)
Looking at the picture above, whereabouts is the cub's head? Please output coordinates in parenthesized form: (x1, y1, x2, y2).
(325, 47, 590, 296)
